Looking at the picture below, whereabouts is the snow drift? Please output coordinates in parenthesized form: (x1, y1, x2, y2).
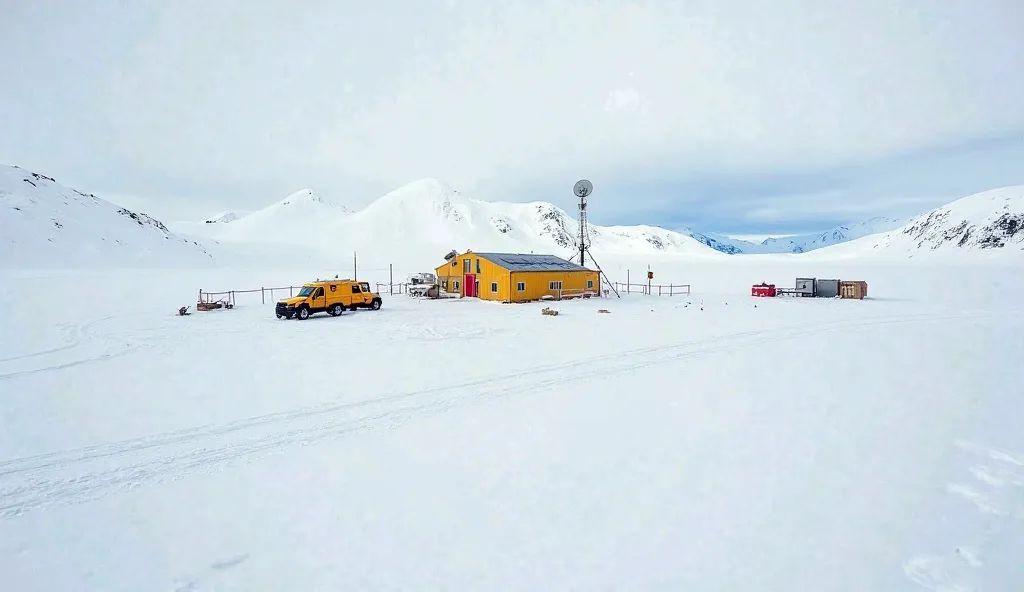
(0, 165, 212, 268)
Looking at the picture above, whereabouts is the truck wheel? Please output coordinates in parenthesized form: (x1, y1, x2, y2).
(296, 306, 310, 320)
(276, 313, 283, 319)
(330, 303, 344, 316)
(370, 299, 381, 310)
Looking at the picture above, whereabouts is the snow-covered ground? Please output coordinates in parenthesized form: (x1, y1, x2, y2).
(2, 259, 1022, 591)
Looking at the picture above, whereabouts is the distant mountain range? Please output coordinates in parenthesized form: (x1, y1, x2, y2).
(177, 177, 1022, 265)
(3, 162, 1022, 270)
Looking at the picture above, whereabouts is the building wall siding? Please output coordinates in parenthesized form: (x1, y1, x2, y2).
(434, 253, 512, 301)
(509, 270, 599, 302)
(434, 251, 599, 303)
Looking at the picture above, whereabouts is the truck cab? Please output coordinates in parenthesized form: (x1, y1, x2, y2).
(275, 280, 382, 320)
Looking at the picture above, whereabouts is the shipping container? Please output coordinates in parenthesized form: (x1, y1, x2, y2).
(795, 277, 816, 297)
(815, 278, 840, 298)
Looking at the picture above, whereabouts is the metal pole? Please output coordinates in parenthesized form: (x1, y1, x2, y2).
(353, 251, 357, 280)
(389, 264, 393, 295)
(627, 270, 630, 293)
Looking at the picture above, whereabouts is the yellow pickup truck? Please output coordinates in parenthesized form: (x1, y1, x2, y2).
(275, 279, 382, 320)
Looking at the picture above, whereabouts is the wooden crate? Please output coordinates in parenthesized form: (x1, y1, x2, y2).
(839, 280, 868, 299)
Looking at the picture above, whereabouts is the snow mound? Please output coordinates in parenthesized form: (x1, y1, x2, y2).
(0, 165, 213, 268)
(812, 186, 1024, 259)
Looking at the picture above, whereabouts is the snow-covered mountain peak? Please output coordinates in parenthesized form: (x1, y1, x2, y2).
(204, 210, 244, 224)
(0, 164, 212, 267)
(807, 185, 1024, 259)
(383, 177, 458, 201)
(210, 187, 351, 243)
(364, 177, 468, 223)
(274, 188, 346, 211)
(894, 186, 1024, 251)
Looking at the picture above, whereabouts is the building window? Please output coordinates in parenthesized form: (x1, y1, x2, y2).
(454, 281, 460, 291)
(491, 282, 498, 293)
(476, 259, 481, 274)
(517, 282, 525, 291)
(549, 280, 562, 290)
(463, 259, 471, 273)
(587, 280, 594, 289)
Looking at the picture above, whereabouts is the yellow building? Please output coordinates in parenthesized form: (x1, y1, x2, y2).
(433, 251, 600, 303)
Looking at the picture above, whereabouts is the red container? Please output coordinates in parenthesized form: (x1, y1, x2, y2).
(751, 283, 777, 297)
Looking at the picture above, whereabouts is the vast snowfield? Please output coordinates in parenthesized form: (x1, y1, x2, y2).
(2, 257, 1022, 591)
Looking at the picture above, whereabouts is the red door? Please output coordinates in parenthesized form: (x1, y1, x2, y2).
(464, 274, 476, 297)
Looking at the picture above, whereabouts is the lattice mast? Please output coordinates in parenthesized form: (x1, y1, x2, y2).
(573, 179, 620, 298)
(577, 192, 591, 266)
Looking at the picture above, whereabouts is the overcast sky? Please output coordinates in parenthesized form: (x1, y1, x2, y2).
(2, 0, 1022, 234)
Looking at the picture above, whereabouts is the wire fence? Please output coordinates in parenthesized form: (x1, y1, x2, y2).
(198, 285, 307, 307)
(376, 282, 412, 295)
(614, 282, 691, 296)
(198, 282, 426, 307)
(197, 277, 692, 308)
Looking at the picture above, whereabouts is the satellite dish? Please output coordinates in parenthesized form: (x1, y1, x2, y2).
(573, 179, 593, 198)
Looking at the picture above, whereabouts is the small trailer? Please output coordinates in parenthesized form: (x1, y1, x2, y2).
(407, 272, 437, 297)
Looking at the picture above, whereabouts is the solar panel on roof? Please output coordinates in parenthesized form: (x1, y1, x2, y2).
(473, 252, 592, 272)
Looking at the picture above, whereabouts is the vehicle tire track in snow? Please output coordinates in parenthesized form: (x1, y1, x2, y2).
(0, 315, 138, 380)
(0, 344, 146, 380)
(0, 310, 965, 476)
(0, 310, 1011, 519)
(0, 316, 117, 363)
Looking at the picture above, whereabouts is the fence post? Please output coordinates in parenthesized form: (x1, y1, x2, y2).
(261, 287, 265, 304)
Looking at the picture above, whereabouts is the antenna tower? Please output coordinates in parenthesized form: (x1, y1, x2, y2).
(573, 179, 620, 298)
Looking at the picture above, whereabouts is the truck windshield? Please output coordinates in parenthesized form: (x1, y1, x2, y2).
(297, 286, 315, 297)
